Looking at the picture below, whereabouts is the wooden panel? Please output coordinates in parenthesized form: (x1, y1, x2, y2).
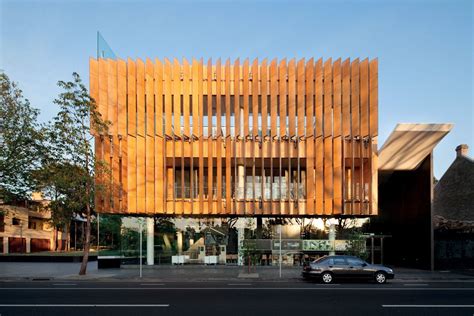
(173, 58, 182, 215)
(243, 59, 250, 138)
(127, 135, 137, 214)
(279, 59, 287, 138)
(288, 59, 296, 137)
(154, 59, 164, 214)
(351, 59, 360, 215)
(270, 59, 278, 138)
(297, 58, 305, 138)
(225, 59, 232, 215)
(98, 59, 108, 126)
(252, 58, 259, 138)
(117, 60, 127, 212)
(233, 59, 241, 215)
(164, 59, 172, 137)
(127, 59, 136, 136)
(261, 59, 268, 139)
(145, 59, 155, 214)
(369, 59, 378, 137)
(183, 58, 191, 215)
(163, 59, 172, 214)
(314, 59, 323, 214)
(305, 58, 315, 215)
(216, 59, 222, 214)
(342, 59, 351, 137)
(136, 59, 145, 137)
(360, 59, 369, 137)
(136, 135, 146, 213)
(333, 59, 342, 215)
(207, 59, 213, 214)
(198, 59, 204, 215)
(89, 58, 99, 135)
(315, 59, 323, 138)
(108, 60, 119, 211)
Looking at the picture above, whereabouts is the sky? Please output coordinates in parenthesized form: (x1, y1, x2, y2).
(1, 0, 472, 178)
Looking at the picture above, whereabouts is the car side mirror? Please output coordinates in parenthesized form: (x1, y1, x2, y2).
(362, 263, 368, 267)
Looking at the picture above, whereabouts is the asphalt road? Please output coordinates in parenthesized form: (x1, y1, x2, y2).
(0, 280, 473, 316)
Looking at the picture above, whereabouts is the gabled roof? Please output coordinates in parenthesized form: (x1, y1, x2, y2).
(379, 123, 453, 170)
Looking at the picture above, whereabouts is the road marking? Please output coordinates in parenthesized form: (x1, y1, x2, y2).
(140, 284, 165, 286)
(228, 283, 252, 286)
(403, 284, 428, 286)
(0, 304, 169, 307)
(0, 287, 473, 291)
(383, 305, 474, 308)
(52, 284, 76, 286)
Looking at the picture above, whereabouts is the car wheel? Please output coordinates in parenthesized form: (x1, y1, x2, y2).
(375, 272, 387, 284)
(321, 272, 333, 284)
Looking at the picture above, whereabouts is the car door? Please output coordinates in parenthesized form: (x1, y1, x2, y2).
(346, 257, 368, 279)
(330, 256, 350, 277)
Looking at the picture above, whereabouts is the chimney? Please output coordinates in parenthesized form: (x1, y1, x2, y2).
(455, 144, 469, 158)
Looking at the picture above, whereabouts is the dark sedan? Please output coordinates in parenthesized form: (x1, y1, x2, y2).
(302, 255, 395, 284)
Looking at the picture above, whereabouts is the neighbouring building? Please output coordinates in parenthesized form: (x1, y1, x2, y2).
(433, 144, 474, 269)
(0, 194, 67, 254)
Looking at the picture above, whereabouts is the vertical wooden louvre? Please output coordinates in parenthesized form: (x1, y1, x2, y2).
(92, 57, 378, 216)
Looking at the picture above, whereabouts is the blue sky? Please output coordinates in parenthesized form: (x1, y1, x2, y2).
(1, 0, 472, 178)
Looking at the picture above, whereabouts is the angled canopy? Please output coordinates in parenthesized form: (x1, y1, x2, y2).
(379, 123, 453, 170)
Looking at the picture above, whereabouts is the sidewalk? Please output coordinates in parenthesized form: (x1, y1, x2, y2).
(1, 262, 473, 282)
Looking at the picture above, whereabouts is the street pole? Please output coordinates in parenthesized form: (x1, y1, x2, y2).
(139, 220, 142, 278)
(279, 224, 282, 278)
(97, 213, 100, 252)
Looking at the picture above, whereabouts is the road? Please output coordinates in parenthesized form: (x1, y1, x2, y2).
(0, 280, 473, 315)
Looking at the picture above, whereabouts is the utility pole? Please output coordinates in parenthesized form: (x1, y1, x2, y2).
(279, 224, 282, 278)
(139, 220, 142, 278)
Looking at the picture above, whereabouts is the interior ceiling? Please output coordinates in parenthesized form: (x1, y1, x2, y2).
(378, 123, 453, 171)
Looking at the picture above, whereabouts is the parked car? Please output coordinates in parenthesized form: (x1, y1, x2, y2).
(302, 255, 394, 284)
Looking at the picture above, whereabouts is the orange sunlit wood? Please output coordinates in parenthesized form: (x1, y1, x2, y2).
(91, 57, 378, 216)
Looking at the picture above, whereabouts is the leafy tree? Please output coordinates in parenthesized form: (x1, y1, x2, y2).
(0, 73, 43, 202)
(38, 73, 108, 275)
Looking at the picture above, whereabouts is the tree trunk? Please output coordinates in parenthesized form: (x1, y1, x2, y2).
(79, 206, 91, 275)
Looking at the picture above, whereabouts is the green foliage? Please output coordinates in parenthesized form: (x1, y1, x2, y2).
(0, 73, 43, 202)
(345, 229, 369, 260)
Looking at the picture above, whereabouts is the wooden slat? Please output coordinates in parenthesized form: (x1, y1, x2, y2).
(172, 58, 182, 215)
(127, 135, 137, 214)
(216, 59, 222, 214)
(314, 59, 323, 214)
(233, 59, 241, 215)
(342, 59, 351, 137)
(136, 59, 145, 137)
(108, 60, 120, 211)
(279, 59, 287, 215)
(351, 58, 360, 215)
(333, 59, 342, 215)
(183, 58, 191, 215)
(243, 59, 250, 139)
(225, 59, 232, 215)
(288, 59, 296, 138)
(270, 59, 278, 138)
(127, 59, 136, 136)
(207, 59, 213, 214)
(251, 58, 258, 214)
(98, 59, 108, 127)
(261, 59, 268, 215)
(323, 59, 333, 215)
(297, 58, 305, 138)
(305, 58, 315, 215)
(198, 59, 204, 215)
(89, 58, 99, 135)
(163, 59, 172, 214)
(360, 59, 369, 137)
(369, 58, 378, 215)
(145, 59, 155, 214)
(154, 59, 164, 214)
(117, 59, 127, 212)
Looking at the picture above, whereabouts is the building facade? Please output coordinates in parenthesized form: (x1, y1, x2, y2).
(90, 57, 379, 217)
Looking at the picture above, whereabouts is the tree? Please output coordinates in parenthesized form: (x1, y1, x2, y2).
(38, 73, 108, 275)
(0, 73, 43, 202)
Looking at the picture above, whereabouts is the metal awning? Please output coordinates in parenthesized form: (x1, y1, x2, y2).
(378, 123, 453, 170)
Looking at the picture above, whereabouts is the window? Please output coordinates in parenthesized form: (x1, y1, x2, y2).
(12, 217, 21, 226)
(28, 221, 37, 230)
(0, 215, 4, 232)
(333, 257, 347, 265)
(347, 257, 365, 266)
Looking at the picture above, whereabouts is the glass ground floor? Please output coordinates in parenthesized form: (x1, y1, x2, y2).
(94, 215, 385, 267)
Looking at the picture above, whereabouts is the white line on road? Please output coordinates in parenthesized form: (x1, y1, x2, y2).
(383, 305, 474, 308)
(0, 304, 169, 307)
(0, 287, 473, 291)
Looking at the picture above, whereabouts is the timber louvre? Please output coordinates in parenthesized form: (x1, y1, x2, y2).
(91, 58, 378, 216)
